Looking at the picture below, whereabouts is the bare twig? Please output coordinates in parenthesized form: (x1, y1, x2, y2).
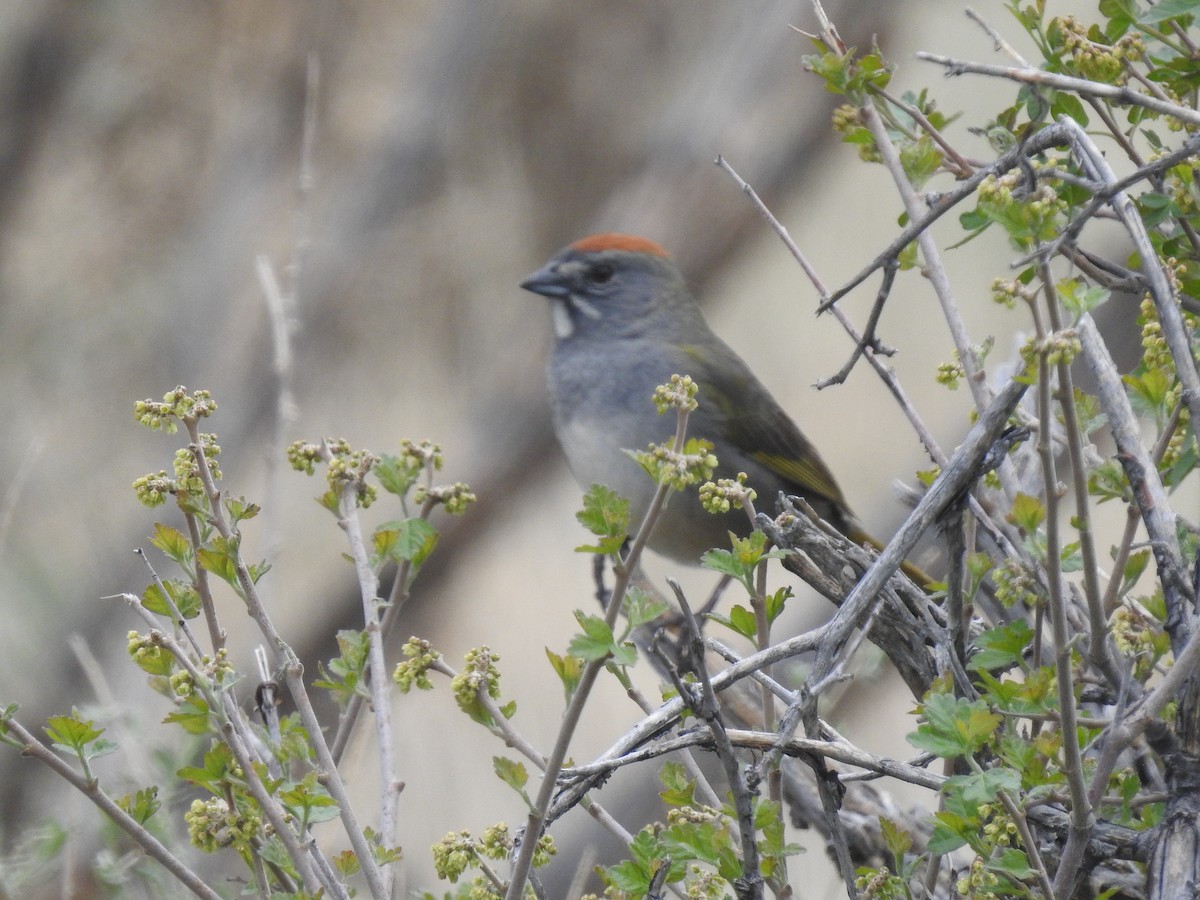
(917, 53, 1200, 127)
(505, 404, 698, 899)
(2, 714, 224, 900)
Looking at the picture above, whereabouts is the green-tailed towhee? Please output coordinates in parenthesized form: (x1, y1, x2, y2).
(520, 232, 887, 566)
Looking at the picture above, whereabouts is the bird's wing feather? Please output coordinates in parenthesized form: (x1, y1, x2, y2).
(680, 342, 849, 510)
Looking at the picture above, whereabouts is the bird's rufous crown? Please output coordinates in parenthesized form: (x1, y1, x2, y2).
(569, 233, 669, 258)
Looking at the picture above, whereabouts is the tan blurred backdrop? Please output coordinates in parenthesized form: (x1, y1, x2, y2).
(0, 2, 1097, 897)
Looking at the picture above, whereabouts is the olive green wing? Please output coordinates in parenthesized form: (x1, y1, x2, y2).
(681, 342, 849, 511)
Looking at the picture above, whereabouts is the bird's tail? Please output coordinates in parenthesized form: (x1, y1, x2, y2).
(848, 526, 938, 593)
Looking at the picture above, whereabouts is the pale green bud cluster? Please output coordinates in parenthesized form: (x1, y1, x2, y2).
(1049, 15, 1143, 83)
(451, 646, 502, 710)
(415, 481, 477, 516)
(990, 277, 1023, 309)
(1111, 606, 1164, 680)
(1020, 329, 1081, 371)
(699, 473, 756, 514)
(393, 637, 440, 693)
(286, 439, 322, 475)
(131, 471, 175, 507)
(399, 438, 444, 473)
(653, 374, 699, 414)
(172, 435, 222, 492)
(134, 386, 217, 433)
(185, 796, 260, 853)
(935, 360, 965, 390)
(431, 825, 554, 885)
(635, 438, 718, 492)
(127, 630, 172, 675)
(992, 558, 1042, 608)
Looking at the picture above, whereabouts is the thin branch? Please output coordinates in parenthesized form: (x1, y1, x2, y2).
(3, 715, 224, 900)
(916, 53, 1200, 127)
(334, 475, 400, 891)
(505, 404, 697, 899)
(562, 728, 946, 792)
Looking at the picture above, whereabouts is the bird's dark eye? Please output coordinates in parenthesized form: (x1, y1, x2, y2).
(587, 263, 614, 285)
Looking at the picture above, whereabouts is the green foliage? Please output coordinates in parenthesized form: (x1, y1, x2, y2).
(575, 483, 631, 555)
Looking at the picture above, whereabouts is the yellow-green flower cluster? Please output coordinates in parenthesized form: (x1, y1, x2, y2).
(935, 360, 965, 390)
(393, 637, 440, 693)
(431, 830, 478, 883)
(1020, 329, 1082, 373)
(991, 277, 1024, 309)
(286, 440, 322, 475)
(977, 164, 1069, 248)
(431, 826, 554, 885)
(1161, 412, 1189, 471)
(954, 856, 1004, 899)
(134, 386, 217, 433)
(666, 804, 723, 827)
(415, 481, 477, 516)
(1049, 15, 1143, 83)
(653, 374, 700, 414)
(699, 472, 756, 515)
(172, 435, 222, 493)
(168, 669, 195, 698)
(127, 630, 173, 675)
(1138, 296, 1172, 372)
(635, 439, 718, 492)
(1111, 605, 1166, 681)
(185, 796, 261, 853)
(132, 470, 176, 507)
(451, 646, 502, 711)
(400, 438, 444, 473)
(992, 558, 1042, 608)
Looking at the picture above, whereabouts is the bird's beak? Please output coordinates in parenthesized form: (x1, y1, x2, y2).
(519, 264, 569, 299)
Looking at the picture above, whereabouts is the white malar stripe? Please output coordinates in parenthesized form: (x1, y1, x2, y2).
(552, 301, 574, 339)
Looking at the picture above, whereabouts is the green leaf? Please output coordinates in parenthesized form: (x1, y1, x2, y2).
(568, 611, 637, 667)
(225, 497, 260, 524)
(658, 761, 696, 807)
(163, 697, 215, 736)
(177, 743, 237, 790)
(928, 811, 971, 854)
(1140, 0, 1200, 24)
(374, 517, 438, 569)
(148, 523, 191, 565)
(623, 586, 670, 628)
(576, 484, 630, 546)
(880, 816, 912, 864)
(1049, 90, 1089, 126)
(493, 756, 528, 792)
(909, 693, 1000, 758)
(969, 619, 1034, 671)
(545, 649, 583, 703)
(568, 612, 617, 662)
(116, 786, 161, 825)
(196, 547, 239, 587)
(945, 767, 1022, 805)
(764, 586, 793, 624)
(986, 846, 1038, 880)
(375, 453, 420, 497)
(1057, 279, 1109, 317)
(45, 713, 104, 755)
(141, 579, 201, 619)
(1008, 492, 1045, 533)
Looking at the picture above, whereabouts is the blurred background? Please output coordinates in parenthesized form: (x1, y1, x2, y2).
(0, 1, 1099, 897)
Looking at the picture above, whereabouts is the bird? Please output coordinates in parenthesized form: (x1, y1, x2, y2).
(519, 232, 907, 574)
